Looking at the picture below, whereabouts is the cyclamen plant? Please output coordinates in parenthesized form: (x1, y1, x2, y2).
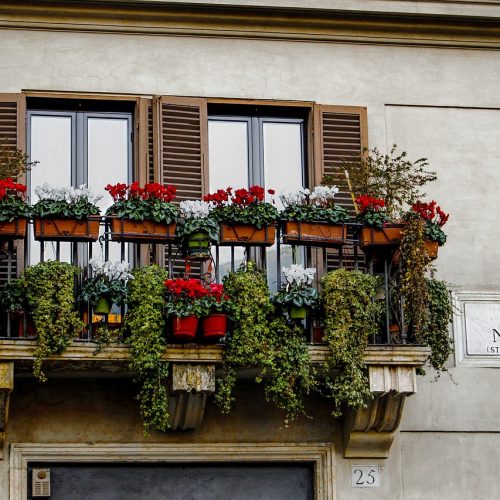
(411, 200, 449, 246)
(176, 200, 219, 243)
(273, 264, 318, 310)
(0, 178, 30, 222)
(79, 259, 134, 306)
(280, 186, 350, 224)
(204, 186, 278, 228)
(164, 278, 209, 318)
(105, 182, 179, 224)
(200, 283, 235, 317)
(33, 183, 102, 219)
(355, 195, 389, 228)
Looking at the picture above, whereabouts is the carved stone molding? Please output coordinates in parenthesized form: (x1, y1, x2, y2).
(168, 363, 215, 431)
(344, 365, 418, 458)
(0, 361, 14, 460)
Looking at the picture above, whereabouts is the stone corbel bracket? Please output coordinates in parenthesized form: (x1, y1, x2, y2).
(344, 364, 419, 458)
(0, 362, 14, 460)
(168, 363, 216, 430)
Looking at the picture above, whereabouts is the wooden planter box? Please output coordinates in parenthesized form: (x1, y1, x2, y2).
(425, 240, 439, 260)
(219, 223, 275, 246)
(359, 224, 405, 250)
(0, 218, 27, 240)
(34, 217, 100, 242)
(109, 218, 177, 243)
(282, 221, 347, 247)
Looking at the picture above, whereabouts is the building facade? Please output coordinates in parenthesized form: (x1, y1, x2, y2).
(0, 1, 500, 498)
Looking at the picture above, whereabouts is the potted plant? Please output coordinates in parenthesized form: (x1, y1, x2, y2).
(0, 277, 34, 337)
(164, 277, 208, 341)
(280, 186, 350, 246)
(200, 282, 234, 340)
(176, 200, 219, 260)
(411, 200, 449, 259)
(32, 183, 101, 241)
(105, 182, 179, 242)
(0, 178, 30, 238)
(79, 259, 134, 315)
(204, 186, 278, 246)
(356, 194, 405, 249)
(273, 264, 318, 320)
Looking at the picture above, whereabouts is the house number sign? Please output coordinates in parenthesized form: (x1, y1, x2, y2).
(454, 292, 500, 367)
(351, 465, 381, 488)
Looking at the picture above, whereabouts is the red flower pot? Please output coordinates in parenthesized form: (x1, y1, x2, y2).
(202, 314, 228, 340)
(172, 315, 198, 341)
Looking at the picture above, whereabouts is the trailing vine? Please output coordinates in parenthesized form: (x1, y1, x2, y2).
(21, 261, 83, 381)
(321, 269, 381, 417)
(125, 265, 169, 434)
(216, 262, 315, 424)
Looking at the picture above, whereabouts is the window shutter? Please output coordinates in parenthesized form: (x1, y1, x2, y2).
(0, 94, 26, 280)
(155, 96, 208, 277)
(313, 105, 368, 271)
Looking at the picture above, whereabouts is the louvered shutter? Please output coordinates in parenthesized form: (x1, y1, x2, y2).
(0, 94, 26, 283)
(313, 105, 368, 271)
(157, 96, 208, 277)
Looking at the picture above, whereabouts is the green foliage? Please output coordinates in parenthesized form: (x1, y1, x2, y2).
(423, 278, 454, 374)
(106, 196, 179, 224)
(32, 198, 100, 219)
(176, 216, 219, 244)
(213, 202, 278, 228)
(344, 145, 436, 218)
(280, 205, 350, 224)
(216, 262, 315, 424)
(0, 139, 38, 179)
(273, 286, 318, 309)
(356, 208, 389, 228)
(424, 222, 447, 246)
(125, 265, 170, 434)
(321, 269, 381, 417)
(79, 274, 129, 307)
(0, 279, 27, 312)
(0, 194, 30, 222)
(20, 261, 83, 381)
(400, 214, 431, 342)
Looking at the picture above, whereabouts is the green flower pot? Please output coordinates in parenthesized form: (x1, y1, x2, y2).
(289, 305, 307, 320)
(94, 297, 112, 315)
(186, 232, 210, 257)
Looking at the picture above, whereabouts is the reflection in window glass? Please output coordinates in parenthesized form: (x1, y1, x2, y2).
(29, 115, 73, 265)
(208, 120, 249, 275)
(87, 117, 129, 263)
(263, 121, 304, 285)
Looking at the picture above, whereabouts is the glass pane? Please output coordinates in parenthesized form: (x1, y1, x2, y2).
(262, 122, 305, 287)
(208, 120, 250, 275)
(29, 115, 73, 265)
(87, 117, 130, 263)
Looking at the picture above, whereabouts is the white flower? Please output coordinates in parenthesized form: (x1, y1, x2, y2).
(282, 264, 316, 287)
(35, 183, 102, 204)
(90, 259, 134, 284)
(279, 187, 310, 207)
(309, 185, 339, 206)
(180, 200, 213, 219)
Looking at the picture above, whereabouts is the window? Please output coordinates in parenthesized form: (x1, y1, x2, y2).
(208, 106, 308, 285)
(27, 101, 133, 265)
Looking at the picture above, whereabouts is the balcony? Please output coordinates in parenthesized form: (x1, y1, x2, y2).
(0, 217, 432, 458)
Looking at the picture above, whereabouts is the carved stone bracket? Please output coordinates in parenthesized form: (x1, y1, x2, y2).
(168, 363, 215, 430)
(344, 365, 417, 458)
(0, 362, 14, 460)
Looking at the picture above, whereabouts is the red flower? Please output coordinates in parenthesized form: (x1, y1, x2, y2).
(0, 178, 27, 201)
(412, 200, 449, 227)
(355, 195, 385, 213)
(267, 189, 275, 195)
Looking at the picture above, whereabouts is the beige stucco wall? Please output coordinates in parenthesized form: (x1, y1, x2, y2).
(1, 25, 499, 499)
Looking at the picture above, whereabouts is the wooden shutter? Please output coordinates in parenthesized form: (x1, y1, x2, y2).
(313, 105, 368, 272)
(155, 96, 208, 277)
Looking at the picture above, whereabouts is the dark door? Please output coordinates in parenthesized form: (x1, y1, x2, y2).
(28, 463, 314, 500)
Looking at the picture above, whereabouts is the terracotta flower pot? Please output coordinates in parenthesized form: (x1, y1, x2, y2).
(219, 223, 275, 246)
(289, 305, 307, 320)
(359, 224, 405, 250)
(172, 315, 199, 341)
(110, 218, 176, 243)
(202, 314, 228, 340)
(34, 217, 100, 242)
(425, 240, 439, 260)
(282, 221, 347, 247)
(0, 218, 27, 240)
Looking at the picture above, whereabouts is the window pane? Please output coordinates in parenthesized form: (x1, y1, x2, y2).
(262, 122, 305, 285)
(208, 120, 249, 274)
(29, 115, 73, 265)
(87, 117, 130, 263)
